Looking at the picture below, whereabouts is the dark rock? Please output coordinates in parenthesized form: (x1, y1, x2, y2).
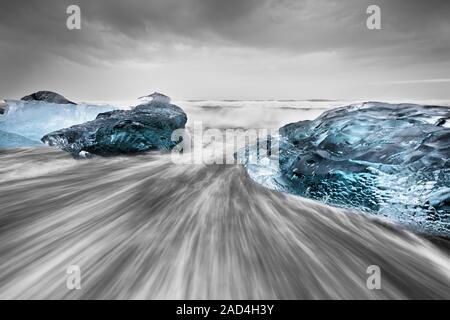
(0, 101, 6, 115)
(21, 91, 76, 105)
(41, 100, 187, 157)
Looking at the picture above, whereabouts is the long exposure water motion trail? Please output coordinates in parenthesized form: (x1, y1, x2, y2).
(0, 147, 449, 299)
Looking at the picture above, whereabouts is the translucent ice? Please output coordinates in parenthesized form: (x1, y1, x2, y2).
(0, 100, 116, 143)
(245, 102, 450, 236)
(0, 130, 42, 148)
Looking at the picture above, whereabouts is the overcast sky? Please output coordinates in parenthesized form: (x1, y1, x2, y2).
(1, 0, 449, 101)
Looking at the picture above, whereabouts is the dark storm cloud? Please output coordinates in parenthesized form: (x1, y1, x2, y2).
(0, 0, 449, 99)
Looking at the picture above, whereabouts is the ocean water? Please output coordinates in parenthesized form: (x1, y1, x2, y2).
(0, 99, 449, 299)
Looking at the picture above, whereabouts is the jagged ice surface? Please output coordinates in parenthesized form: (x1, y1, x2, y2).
(245, 102, 450, 236)
(42, 100, 187, 157)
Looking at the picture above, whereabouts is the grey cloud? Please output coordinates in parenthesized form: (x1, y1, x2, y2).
(0, 0, 449, 99)
(1, 0, 449, 62)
